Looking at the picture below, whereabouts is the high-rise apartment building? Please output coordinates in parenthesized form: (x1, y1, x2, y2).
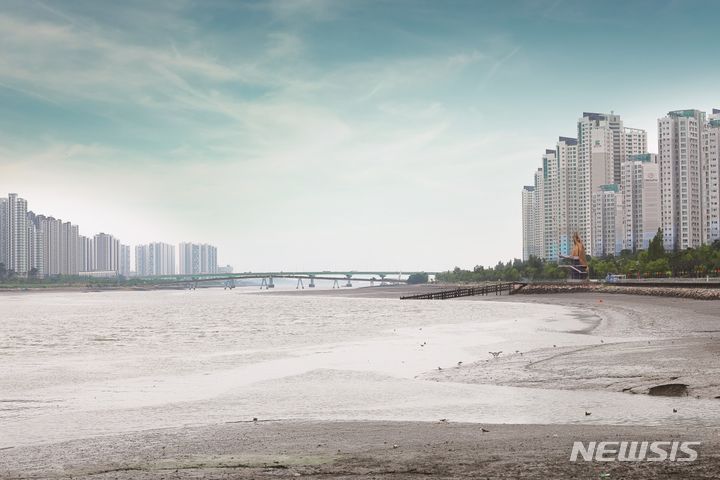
(80, 235, 94, 272)
(5, 193, 29, 274)
(658, 109, 706, 250)
(119, 244, 131, 277)
(178, 242, 218, 274)
(1, 193, 135, 278)
(703, 109, 720, 244)
(0, 197, 7, 270)
(60, 221, 80, 275)
(521, 185, 536, 261)
(620, 154, 661, 251)
(521, 168, 546, 261)
(542, 148, 559, 261)
(93, 233, 120, 272)
(522, 112, 648, 261)
(555, 137, 579, 257)
(531, 168, 545, 259)
(591, 184, 624, 257)
(135, 242, 175, 276)
(624, 127, 648, 158)
(577, 113, 626, 254)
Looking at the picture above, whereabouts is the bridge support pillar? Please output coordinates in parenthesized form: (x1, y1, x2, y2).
(345, 274, 352, 288)
(268, 276, 275, 289)
(309, 275, 316, 288)
(379, 274, 386, 286)
(296, 278, 304, 289)
(332, 279, 340, 289)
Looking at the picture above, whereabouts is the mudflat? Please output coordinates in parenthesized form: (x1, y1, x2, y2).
(2, 421, 719, 479)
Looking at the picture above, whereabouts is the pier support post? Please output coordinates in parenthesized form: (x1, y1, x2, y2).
(345, 274, 352, 287)
(296, 278, 304, 289)
(332, 279, 340, 289)
(309, 275, 316, 288)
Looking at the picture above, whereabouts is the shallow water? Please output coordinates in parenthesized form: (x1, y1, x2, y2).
(1, 288, 717, 447)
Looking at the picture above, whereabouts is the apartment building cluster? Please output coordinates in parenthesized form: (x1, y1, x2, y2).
(0, 193, 221, 277)
(522, 108, 720, 261)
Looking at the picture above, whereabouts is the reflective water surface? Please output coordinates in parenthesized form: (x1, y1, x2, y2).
(1, 288, 718, 447)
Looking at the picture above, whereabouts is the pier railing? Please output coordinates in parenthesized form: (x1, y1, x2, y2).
(400, 282, 526, 300)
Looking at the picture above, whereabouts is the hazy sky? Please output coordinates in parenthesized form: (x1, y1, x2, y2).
(2, 0, 719, 271)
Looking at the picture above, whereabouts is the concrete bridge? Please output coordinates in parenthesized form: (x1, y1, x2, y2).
(138, 271, 437, 290)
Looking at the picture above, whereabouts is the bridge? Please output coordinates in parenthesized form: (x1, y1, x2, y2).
(137, 271, 437, 290)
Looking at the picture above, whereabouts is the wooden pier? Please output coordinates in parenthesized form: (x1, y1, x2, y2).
(400, 282, 526, 300)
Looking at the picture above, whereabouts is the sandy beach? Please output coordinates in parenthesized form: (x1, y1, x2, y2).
(2, 286, 720, 479)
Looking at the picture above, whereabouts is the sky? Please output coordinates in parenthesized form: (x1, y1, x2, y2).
(1, 0, 719, 272)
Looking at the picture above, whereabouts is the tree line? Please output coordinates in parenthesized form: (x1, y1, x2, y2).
(437, 230, 720, 283)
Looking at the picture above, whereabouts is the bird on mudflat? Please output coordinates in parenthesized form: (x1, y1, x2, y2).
(489, 351, 503, 358)
(457, 361, 463, 366)
(585, 411, 592, 416)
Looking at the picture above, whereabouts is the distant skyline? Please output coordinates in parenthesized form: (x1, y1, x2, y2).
(2, 0, 720, 271)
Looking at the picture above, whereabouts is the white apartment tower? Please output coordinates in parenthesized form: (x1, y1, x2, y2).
(0, 197, 7, 269)
(93, 233, 120, 272)
(5, 193, 29, 275)
(591, 184, 624, 257)
(555, 137, 579, 257)
(521, 185, 536, 261)
(80, 236, 94, 272)
(703, 109, 720, 244)
(136, 242, 175, 276)
(577, 113, 647, 256)
(542, 149, 559, 260)
(540, 138, 580, 261)
(658, 109, 706, 250)
(577, 113, 624, 255)
(178, 242, 218, 274)
(625, 127, 648, 158)
(620, 154, 661, 251)
(119, 244, 131, 277)
(532, 168, 545, 259)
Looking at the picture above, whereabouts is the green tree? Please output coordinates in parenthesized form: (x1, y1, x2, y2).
(647, 228, 665, 261)
(406, 272, 429, 284)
